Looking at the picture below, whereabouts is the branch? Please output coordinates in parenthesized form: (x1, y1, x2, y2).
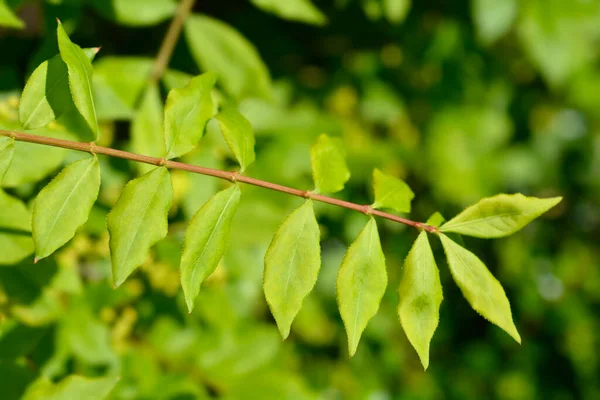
(0, 129, 438, 233)
(150, 0, 196, 83)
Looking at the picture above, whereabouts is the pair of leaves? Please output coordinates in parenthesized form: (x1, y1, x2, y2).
(398, 193, 561, 368)
(19, 23, 99, 141)
(161, 72, 256, 172)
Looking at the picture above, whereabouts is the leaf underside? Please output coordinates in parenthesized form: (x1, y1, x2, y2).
(263, 200, 321, 339)
(337, 217, 387, 356)
(108, 167, 173, 287)
(398, 231, 442, 369)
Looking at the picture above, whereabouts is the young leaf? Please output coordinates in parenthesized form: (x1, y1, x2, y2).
(22, 375, 119, 400)
(0, 0, 25, 29)
(108, 167, 172, 287)
(19, 49, 98, 131)
(0, 137, 15, 183)
(215, 106, 256, 172)
(398, 231, 442, 370)
(131, 84, 165, 174)
(310, 134, 350, 194)
(264, 200, 321, 339)
(250, 0, 327, 26)
(371, 168, 414, 213)
(185, 14, 273, 100)
(439, 233, 521, 343)
(440, 193, 562, 238)
(426, 211, 445, 228)
(57, 22, 99, 140)
(164, 72, 216, 159)
(180, 185, 241, 312)
(0, 190, 34, 265)
(337, 218, 387, 356)
(32, 156, 101, 260)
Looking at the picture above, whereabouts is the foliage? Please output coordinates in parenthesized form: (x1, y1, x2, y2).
(0, 0, 597, 399)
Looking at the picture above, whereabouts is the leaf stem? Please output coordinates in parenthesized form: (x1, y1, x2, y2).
(0, 129, 438, 233)
(150, 0, 196, 83)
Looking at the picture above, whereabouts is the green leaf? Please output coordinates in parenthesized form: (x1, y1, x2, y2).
(398, 231, 442, 370)
(264, 200, 321, 339)
(310, 134, 350, 194)
(439, 194, 562, 238)
(472, 0, 517, 44)
(439, 233, 521, 343)
(371, 168, 414, 213)
(57, 22, 99, 140)
(185, 14, 273, 100)
(336, 218, 387, 356)
(0, 0, 24, 29)
(131, 84, 165, 174)
(92, 57, 154, 120)
(215, 106, 256, 172)
(108, 167, 172, 287)
(180, 185, 241, 312)
(250, 0, 327, 26)
(164, 72, 216, 159)
(0, 190, 34, 265)
(0, 137, 14, 184)
(88, 0, 177, 27)
(425, 211, 445, 228)
(22, 375, 119, 400)
(19, 49, 98, 131)
(383, 0, 411, 24)
(32, 156, 101, 260)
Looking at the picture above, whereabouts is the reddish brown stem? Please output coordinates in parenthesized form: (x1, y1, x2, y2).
(0, 129, 438, 233)
(150, 0, 196, 83)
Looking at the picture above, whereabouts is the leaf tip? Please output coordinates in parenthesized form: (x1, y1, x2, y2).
(33, 257, 40, 264)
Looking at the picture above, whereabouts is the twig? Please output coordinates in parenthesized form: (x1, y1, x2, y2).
(150, 0, 196, 83)
(0, 129, 438, 233)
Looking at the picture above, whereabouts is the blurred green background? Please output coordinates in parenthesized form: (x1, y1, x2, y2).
(0, 0, 598, 399)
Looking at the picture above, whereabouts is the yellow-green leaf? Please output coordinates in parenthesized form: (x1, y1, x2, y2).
(108, 167, 172, 287)
(398, 231, 442, 369)
(440, 193, 562, 238)
(250, 0, 327, 26)
(337, 218, 387, 356)
(57, 22, 99, 140)
(181, 185, 241, 313)
(22, 375, 119, 400)
(0, 0, 24, 29)
(88, 0, 176, 27)
(164, 72, 216, 159)
(215, 106, 256, 172)
(32, 157, 101, 260)
(19, 49, 98, 131)
(439, 233, 521, 343)
(310, 134, 350, 194)
(425, 211, 445, 228)
(371, 168, 414, 213)
(0, 137, 15, 184)
(0, 190, 34, 265)
(264, 200, 321, 339)
(185, 14, 273, 100)
(131, 84, 165, 174)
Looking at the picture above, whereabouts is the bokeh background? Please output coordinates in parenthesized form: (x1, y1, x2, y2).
(0, 0, 599, 399)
